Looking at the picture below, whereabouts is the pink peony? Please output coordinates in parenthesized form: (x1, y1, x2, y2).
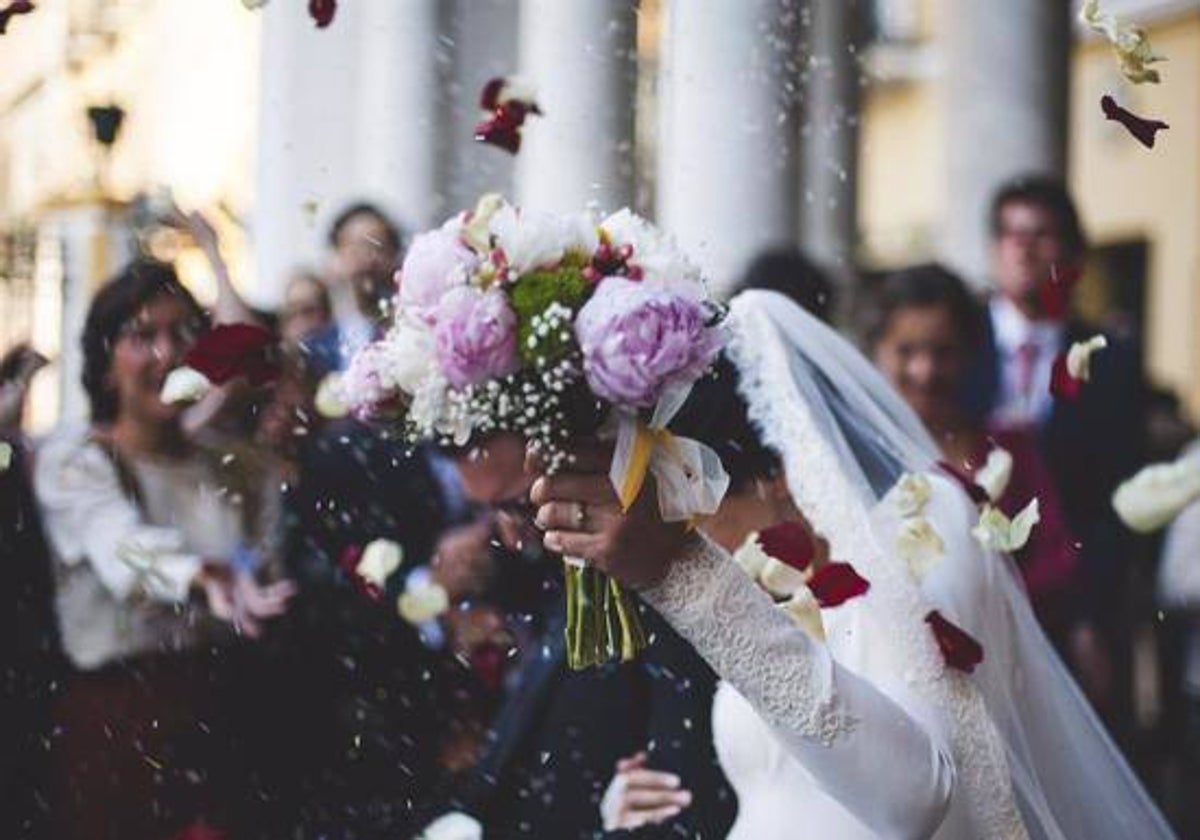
(575, 276, 722, 408)
(397, 225, 478, 323)
(434, 287, 519, 389)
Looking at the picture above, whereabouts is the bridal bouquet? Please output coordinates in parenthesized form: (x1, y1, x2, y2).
(344, 194, 729, 668)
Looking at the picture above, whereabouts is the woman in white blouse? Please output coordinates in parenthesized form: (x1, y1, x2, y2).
(35, 260, 294, 840)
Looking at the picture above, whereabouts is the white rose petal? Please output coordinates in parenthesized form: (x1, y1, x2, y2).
(975, 447, 1014, 503)
(398, 578, 451, 625)
(419, 811, 483, 840)
(759, 556, 808, 598)
(461, 193, 504, 255)
(972, 499, 1041, 553)
(732, 533, 771, 580)
(0, 441, 12, 472)
(160, 366, 212, 404)
(489, 203, 573, 275)
(314, 373, 349, 419)
(896, 518, 945, 581)
(1080, 0, 1166, 84)
(893, 472, 932, 518)
(781, 587, 826, 641)
(357, 538, 404, 589)
(1066, 335, 1108, 382)
(1112, 453, 1200, 533)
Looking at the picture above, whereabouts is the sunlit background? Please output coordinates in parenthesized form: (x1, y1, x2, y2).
(0, 0, 1196, 435)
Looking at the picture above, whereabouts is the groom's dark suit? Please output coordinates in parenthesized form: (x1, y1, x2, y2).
(439, 558, 737, 839)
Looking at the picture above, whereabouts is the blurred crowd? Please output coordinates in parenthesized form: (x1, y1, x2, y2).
(4, 176, 1199, 840)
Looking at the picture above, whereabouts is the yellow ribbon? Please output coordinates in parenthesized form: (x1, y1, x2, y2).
(617, 420, 692, 513)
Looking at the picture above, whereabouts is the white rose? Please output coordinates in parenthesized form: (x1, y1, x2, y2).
(357, 539, 404, 589)
(386, 320, 438, 394)
(896, 518, 945, 581)
(1066, 335, 1108, 382)
(975, 447, 1014, 503)
(599, 208, 705, 298)
(893, 473, 932, 518)
(314, 373, 348, 419)
(419, 811, 483, 840)
(972, 499, 1041, 553)
(732, 533, 771, 580)
(160, 366, 212, 404)
(398, 577, 451, 625)
(781, 587, 825, 641)
(759, 557, 808, 598)
(1112, 453, 1200, 533)
(490, 203, 573, 275)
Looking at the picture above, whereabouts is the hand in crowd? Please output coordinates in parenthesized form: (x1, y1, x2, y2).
(530, 441, 696, 590)
(195, 563, 296, 638)
(600, 751, 693, 831)
(431, 520, 495, 601)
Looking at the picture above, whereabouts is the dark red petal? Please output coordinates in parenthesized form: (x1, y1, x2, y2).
(936, 460, 989, 506)
(474, 113, 522, 155)
(1101, 94, 1169, 149)
(308, 0, 336, 28)
(756, 520, 816, 572)
(1049, 353, 1083, 401)
(807, 562, 870, 607)
(479, 77, 506, 110)
(336, 544, 382, 601)
(925, 610, 984, 673)
(0, 1, 35, 36)
(183, 323, 279, 386)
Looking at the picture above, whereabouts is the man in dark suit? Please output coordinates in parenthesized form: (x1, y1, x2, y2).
(416, 433, 736, 839)
(964, 175, 1148, 730)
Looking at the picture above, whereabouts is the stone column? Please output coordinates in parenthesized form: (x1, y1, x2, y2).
(801, 0, 864, 276)
(514, 0, 636, 215)
(656, 0, 804, 296)
(942, 0, 1071, 282)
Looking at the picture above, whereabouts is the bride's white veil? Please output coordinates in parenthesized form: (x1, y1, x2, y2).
(724, 290, 1174, 840)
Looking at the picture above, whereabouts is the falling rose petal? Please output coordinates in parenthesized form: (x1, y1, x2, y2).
(0, 1, 35, 36)
(1049, 353, 1083, 401)
(925, 610, 984, 673)
(807, 562, 870, 608)
(972, 499, 1041, 553)
(183, 323, 279, 386)
(781, 588, 826, 640)
(732, 534, 771, 580)
(1038, 263, 1081, 321)
(893, 472, 932, 518)
(474, 77, 542, 155)
(337, 544, 382, 602)
(160, 366, 213, 404)
(397, 578, 450, 625)
(1066, 334, 1108, 381)
(314, 373, 349, 419)
(1101, 95, 1169, 148)
(896, 518, 945, 582)
(420, 811, 484, 840)
(975, 447, 1014, 503)
(1080, 0, 1166, 84)
(0, 440, 12, 472)
(759, 557, 808, 599)
(937, 460, 990, 506)
(756, 519, 817, 572)
(356, 538, 404, 590)
(308, 0, 336, 28)
(1112, 452, 1200, 533)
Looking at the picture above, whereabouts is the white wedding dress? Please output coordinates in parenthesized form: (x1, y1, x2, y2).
(637, 291, 1174, 840)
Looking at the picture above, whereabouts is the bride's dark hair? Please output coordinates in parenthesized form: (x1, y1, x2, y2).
(671, 353, 781, 492)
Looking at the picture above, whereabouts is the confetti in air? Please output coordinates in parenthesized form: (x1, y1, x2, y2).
(1101, 95, 1169, 149)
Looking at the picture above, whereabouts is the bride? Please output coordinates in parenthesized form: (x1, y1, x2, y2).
(530, 289, 1173, 839)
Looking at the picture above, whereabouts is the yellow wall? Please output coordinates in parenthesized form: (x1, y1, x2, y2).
(858, 9, 1200, 417)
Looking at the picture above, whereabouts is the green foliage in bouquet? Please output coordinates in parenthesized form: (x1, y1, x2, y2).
(510, 264, 590, 366)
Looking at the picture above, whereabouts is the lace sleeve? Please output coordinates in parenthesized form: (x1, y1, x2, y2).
(641, 535, 955, 840)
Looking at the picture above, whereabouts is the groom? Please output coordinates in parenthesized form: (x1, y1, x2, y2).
(422, 433, 736, 839)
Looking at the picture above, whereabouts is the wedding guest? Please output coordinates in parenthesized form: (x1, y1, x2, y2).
(868, 263, 1083, 650)
(306, 202, 403, 375)
(963, 175, 1148, 725)
(33, 260, 294, 840)
(416, 432, 736, 840)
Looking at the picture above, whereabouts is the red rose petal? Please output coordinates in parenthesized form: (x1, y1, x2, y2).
(1037, 263, 1080, 321)
(337, 544, 382, 602)
(926, 610, 984, 673)
(756, 520, 817, 572)
(183, 323, 279, 386)
(308, 0, 336, 28)
(479, 77, 506, 110)
(807, 562, 870, 608)
(1101, 95, 1169, 149)
(473, 79, 541, 156)
(936, 460, 989, 506)
(1049, 353, 1083, 401)
(0, 1, 35, 36)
